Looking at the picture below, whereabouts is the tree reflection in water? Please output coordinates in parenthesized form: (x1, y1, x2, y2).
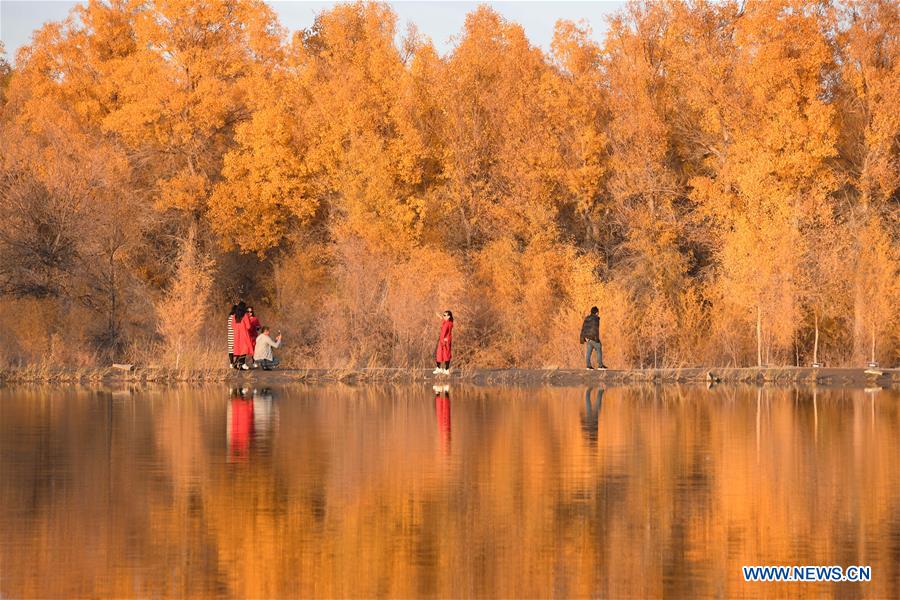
(0, 385, 898, 598)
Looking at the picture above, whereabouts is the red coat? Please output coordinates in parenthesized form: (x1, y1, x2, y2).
(435, 319, 453, 362)
(248, 316, 261, 351)
(232, 314, 253, 356)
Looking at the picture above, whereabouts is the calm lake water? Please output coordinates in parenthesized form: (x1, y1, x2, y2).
(1, 384, 898, 599)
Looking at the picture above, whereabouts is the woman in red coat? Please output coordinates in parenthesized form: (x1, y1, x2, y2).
(247, 306, 261, 354)
(232, 302, 253, 370)
(433, 310, 454, 375)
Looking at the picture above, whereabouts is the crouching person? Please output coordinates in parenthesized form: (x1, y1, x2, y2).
(253, 326, 282, 370)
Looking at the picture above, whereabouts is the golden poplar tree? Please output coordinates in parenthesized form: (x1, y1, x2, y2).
(601, 2, 696, 366)
(1, 0, 898, 367)
(684, 0, 839, 365)
(835, 0, 900, 363)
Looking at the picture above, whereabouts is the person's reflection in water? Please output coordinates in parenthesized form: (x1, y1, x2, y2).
(252, 387, 276, 435)
(433, 384, 451, 456)
(227, 387, 254, 463)
(252, 387, 279, 455)
(580, 387, 604, 446)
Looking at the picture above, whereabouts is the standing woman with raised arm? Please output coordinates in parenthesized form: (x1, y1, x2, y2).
(433, 310, 454, 375)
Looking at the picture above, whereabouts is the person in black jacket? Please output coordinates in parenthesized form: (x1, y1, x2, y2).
(580, 306, 608, 369)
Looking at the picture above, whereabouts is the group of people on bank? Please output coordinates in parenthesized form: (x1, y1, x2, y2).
(226, 303, 606, 372)
(227, 301, 282, 370)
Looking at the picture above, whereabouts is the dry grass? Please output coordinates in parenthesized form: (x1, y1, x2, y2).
(0, 362, 109, 384)
(0, 362, 231, 384)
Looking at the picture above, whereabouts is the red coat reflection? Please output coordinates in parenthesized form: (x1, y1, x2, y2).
(228, 391, 254, 462)
(434, 388, 451, 455)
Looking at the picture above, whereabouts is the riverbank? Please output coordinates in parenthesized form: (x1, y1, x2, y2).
(1, 365, 897, 388)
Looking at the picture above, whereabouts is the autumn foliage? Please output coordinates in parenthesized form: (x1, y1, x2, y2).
(0, 0, 897, 368)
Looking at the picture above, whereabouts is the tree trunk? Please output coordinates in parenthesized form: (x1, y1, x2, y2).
(756, 305, 762, 367)
(458, 204, 472, 249)
(870, 329, 876, 364)
(813, 309, 819, 365)
(108, 250, 117, 346)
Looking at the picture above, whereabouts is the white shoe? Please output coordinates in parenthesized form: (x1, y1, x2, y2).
(433, 367, 442, 374)
(442, 368, 451, 375)
(241, 364, 250, 370)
